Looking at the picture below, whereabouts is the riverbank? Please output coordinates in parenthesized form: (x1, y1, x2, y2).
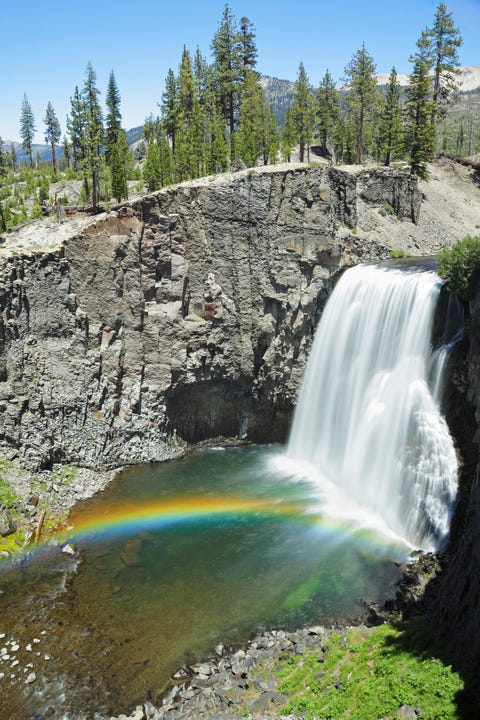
(106, 616, 465, 720)
(0, 458, 119, 556)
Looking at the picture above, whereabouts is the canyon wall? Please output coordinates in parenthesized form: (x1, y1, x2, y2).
(0, 165, 419, 471)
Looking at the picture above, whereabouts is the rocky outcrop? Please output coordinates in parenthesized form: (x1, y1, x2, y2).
(428, 289, 480, 680)
(0, 165, 420, 471)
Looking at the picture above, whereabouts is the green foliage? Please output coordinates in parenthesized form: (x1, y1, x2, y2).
(291, 62, 315, 162)
(428, 2, 463, 122)
(236, 71, 279, 167)
(377, 67, 405, 166)
(82, 63, 104, 211)
(0, 460, 20, 507)
(20, 94, 36, 167)
(405, 31, 437, 178)
(343, 43, 378, 164)
(316, 70, 340, 155)
(390, 248, 411, 258)
(278, 622, 463, 720)
(143, 140, 163, 191)
(211, 3, 257, 157)
(109, 129, 131, 202)
(438, 234, 480, 299)
(105, 70, 122, 161)
(43, 101, 61, 175)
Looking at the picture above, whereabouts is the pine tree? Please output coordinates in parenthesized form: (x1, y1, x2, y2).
(405, 31, 437, 178)
(105, 70, 122, 161)
(316, 70, 340, 156)
(10, 144, 17, 170)
(261, 102, 280, 165)
(63, 136, 71, 169)
(211, 3, 241, 158)
(67, 86, 86, 172)
(156, 123, 173, 186)
(344, 44, 377, 164)
(20, 94, 36, 167)
(0, 138, 6, 176)
(238, 16, 258, 83)
(428, 3, 463, 123)
(236, 71, 264, 166)
(206, 98, 228, 174)
(291, 63, 315, 163)
(43, 101, 61, 175)
(143, 140, 162, 191)
(82, 63, 104, 212)
(281, 106, 297, 162)
(174, 46, 205, 180)
(161, 68, 179, 158)
(109, 129, 130, 201)
(377, 68, 404, 166)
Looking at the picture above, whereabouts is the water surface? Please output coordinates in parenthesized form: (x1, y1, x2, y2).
(0, 445, 406, 718)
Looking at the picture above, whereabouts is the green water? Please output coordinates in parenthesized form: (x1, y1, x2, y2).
(0, 446, 406, 718)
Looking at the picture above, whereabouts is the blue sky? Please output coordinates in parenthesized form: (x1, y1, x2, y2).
(1, 0, 479, 143)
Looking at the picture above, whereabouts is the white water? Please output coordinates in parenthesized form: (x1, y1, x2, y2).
(286, 264, 459, 551)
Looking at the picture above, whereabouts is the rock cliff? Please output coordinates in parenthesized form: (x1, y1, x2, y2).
(0, 165, 420, 471)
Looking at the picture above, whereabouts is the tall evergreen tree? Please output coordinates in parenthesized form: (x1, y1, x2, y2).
(260, 102, 280, 165)
(43, 101, 61, 175)
(377, 68, 404, 166)
(156, 122, 173, 186)
(291, 62, 315, 163)
(174, 46, 205, 180)
(62, 136, 71, 169)
(105, 70, 122, 161)
(0, 138, 6, 176)
(281, 106, 296, 162)
(238, 16, 258, 83)
(428, 2, 463, 123)
(161, 68, 179, 154)
(20, 94, 36, 167)
(82, 63, 104, 212)
(344, 44, 377, 164)
(10, 144, 17, 170)
(109, 129, 130, 201)
(316, 70, 340, 156)
(405, 31, 437, 178)
(143, 139, 162, 191)
(236, 71, 265, 166)
(67, 86, 87, 172)
(205, 95, 229, 174)
(211, 3, 241, 158)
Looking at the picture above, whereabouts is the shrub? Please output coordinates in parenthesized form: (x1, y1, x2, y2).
(390, 249, 411, 258)
(438, 235, 480, 300)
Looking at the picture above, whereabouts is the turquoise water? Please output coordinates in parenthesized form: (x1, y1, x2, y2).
(0, 446, 406, 718)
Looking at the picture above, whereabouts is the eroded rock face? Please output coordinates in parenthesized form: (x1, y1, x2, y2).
(0, 166, 419, 470)
(429, 291, 480, 674)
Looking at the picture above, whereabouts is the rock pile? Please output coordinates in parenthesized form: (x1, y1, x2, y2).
(110, 624, 334, 720)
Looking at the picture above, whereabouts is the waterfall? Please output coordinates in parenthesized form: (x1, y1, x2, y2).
(287, 263, 459, 551)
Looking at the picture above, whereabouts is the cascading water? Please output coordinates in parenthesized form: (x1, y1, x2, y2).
(287, 263, 460, 551)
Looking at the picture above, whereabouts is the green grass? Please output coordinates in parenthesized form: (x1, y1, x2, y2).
(276, 621, 463, 720)
(0, 460, 19, 507)
(389, 248, 412, 258)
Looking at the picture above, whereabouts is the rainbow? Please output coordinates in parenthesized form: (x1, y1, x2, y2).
(62, 494, 314, 544)
(0, 493, 410, 571)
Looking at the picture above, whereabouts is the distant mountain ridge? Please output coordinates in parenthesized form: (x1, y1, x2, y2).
(262, 66, 480, 131)
(1, 126, 144, 166)
(375, 65, 480, 90)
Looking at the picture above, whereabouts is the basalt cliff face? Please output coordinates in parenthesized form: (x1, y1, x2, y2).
(0, 165, 420, 471)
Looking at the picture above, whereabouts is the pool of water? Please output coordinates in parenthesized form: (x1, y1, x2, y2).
(0, 445, 407, 718)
